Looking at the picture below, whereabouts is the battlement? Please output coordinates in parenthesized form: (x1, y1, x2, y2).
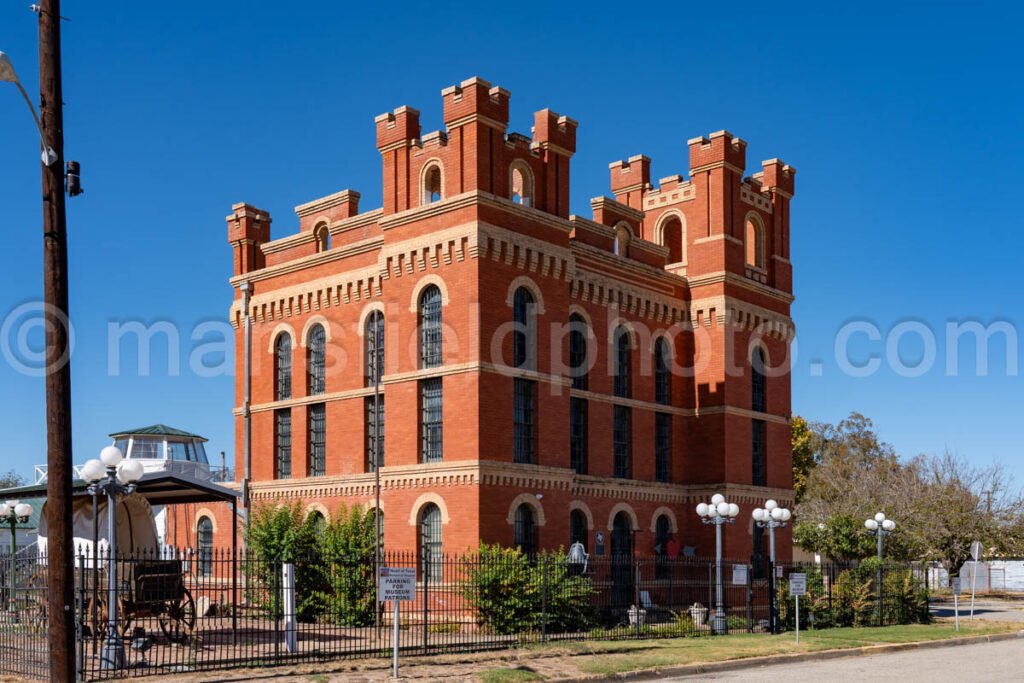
(759, 158, 796, 197)
(532, 109, 578, 155)
(688, 130, 747, 173)
(375, 105, 421, 151)
(227, 203, 272, 276)
(442, 76, 511, 130)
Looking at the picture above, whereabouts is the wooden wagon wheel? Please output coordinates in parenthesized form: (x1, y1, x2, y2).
(158, 587, 196, 643)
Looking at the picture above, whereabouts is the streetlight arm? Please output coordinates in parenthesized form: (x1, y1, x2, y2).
(12, 79, 57, 166)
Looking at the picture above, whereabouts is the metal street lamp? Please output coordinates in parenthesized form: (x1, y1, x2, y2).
(753, 499, 791, 634)
(81, 447, 143, 670)
(0, 500, 33, 619)
(696, 493, 739, 634)
(864, 512, 896, 560)
(0, 51, 58, 165)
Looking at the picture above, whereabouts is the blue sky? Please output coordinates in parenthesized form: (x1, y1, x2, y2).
(1, 2, 1021, 483)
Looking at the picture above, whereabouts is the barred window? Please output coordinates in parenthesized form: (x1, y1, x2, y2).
(655, 412, 671, 483)
(419, 503, 442, 582)
(307, 324, 326, 396)
(613, 405, 632, 479)
(274, 409, 291, 479)
(365, 310, 384, 385)
(420, 378, 443, 463)
(570, 509, 588, 550)
(308, 404, 326, 477)
(568, 314, 589, 390)
(514, 504, 537, 557)
(751, 348, 766, 413)
(654, 514, 670, 579)
(513, 379, 536, 464)
(366, 395, 384, 472)
(197, 517, 213, 578)
(613, 326, 631, 398)
(654, 337, 671, 405)
(569, 397, 588, 474)
(419, 285, 443, 368)
(752, 419, 766, 486)
(274, 333, 292, 401)
(512, 287, 536, 369)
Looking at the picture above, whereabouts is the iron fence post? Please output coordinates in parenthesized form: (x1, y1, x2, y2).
(273, 558, 281, 661)
(422, 549, 429, 654)
(541, 554, 548, 642)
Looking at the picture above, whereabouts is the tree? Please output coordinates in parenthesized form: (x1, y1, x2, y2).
(791, 416, 816, 503)
(0, 470, 24, 489)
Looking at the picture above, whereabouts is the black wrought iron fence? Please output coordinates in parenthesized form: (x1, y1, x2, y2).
(0, 550, 931, 681)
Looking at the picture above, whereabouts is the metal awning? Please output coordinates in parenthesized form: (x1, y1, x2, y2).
(0, 470, 239, 507)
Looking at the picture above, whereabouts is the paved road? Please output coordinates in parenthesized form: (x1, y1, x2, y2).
(664, 638, 1024, 682)
(930, 597, 1024, 622)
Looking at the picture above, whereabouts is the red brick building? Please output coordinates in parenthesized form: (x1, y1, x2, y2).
(214, 76, 796, 564)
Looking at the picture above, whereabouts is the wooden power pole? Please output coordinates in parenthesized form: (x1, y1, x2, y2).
(38, 1, 76, 680)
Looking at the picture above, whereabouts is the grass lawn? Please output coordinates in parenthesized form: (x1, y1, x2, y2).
(531, 622, 1020, 677)
(478, 668, 545, 683)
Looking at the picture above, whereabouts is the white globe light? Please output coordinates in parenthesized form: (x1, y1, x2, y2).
(0, 503, 9, 518)
(781, 508, 792, 522)
(771, 507, 784, 521)
(765, 499, 778, 512)
(865, 519, 878, 530)
(117, 459, 144, 484)
(100, 446, 124, 468)
(711, 493, 725, 506)
(696, 503, 709, 517)
(883, 519, 895, 531)
(14, 503, 32, 519)
(716, 502, 730, 517)
(81, 458, 105, 483)
(752, 508, 764, 522)
(728, 503, 740, 518)
(874, 512, 886, 523)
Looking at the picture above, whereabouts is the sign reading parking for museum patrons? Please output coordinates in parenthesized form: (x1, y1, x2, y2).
(789, 573, 807, 596)
(380, 567, 416, 602)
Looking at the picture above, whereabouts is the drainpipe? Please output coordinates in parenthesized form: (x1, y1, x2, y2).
(241, 281, 253, 518)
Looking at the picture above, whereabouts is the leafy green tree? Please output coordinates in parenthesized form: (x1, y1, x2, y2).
(315, 503, 378, 626)
(245, 500, 323, 621)
(791, 416, 816, 503)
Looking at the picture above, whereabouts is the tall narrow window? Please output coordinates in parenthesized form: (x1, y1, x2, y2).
(423, 164, 443, 204)
(512, 287, 536, 369)
(654, 515, 670, 579)
(659, 216, 684, 264)
(197, 517, 213, 577)
(654, 337, 671, 405)
(569, 397, 588, 474)
(308, 511, 326, 536)
(613, 405, 632, 478)
(513, 378, 536, 464)
(274, 409, 291, 479)
(745, 216, 765, 268)
(510, 163, 534, 206)
(419, 285, 443, 368)
(752, 419, 766, 486)
(365, 311, 384, 385)
(420, 378, 443, 463)
(752, 525, 767, 579)
(308, 404, 326, 476)
(655, 412, 671, 483)
(569, 510, 588, 549)
(514, 504, 537, 557)
(366, 395, 385, 472)
(419, 503, 442, 582)
(568, 314, 589, 390)
(613, 326, 631, 398)
(314, 224, 330, 253)
(751, 348, 767, 413)
(274, 333, 292, 401)
(307, 324, 326, 395)
(614, 224, 631, 257)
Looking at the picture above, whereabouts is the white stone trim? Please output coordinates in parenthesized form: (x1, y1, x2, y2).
(505, 276, 547, 315)
(409, 274, 450, 313)
(505, 493, 547, 526)
(649, 506, 678, 533)
(607, 502, 639, 531)
(408, 492, 450, 526)
(568, 500, 595, 530)
(299, 315, 331, 348)
(267, 323, 296, 354)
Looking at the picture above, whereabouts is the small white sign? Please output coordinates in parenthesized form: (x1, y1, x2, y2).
(776, 565, 784, 578)
(789, 572, 807, 596)
(970, 541, 983, 562)
(380, 567, 416, 602)
(732, 564, 748, 586)
(952, 577, 962, 596)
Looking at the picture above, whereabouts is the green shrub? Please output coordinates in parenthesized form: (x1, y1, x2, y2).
(726, 614, 749, 632)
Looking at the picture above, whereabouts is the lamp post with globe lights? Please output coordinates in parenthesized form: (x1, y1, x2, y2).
(752, 500, 791, 634)
(80, 447, 144, 670)
(1, 500, 33, 618)
(696, 493, 740, 634)
(864, 512, 896, 560)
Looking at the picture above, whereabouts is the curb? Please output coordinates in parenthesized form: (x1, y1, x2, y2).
(551, 630, 1024, 682)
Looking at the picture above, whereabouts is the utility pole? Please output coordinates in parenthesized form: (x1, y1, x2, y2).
(38, 1, 76, 680)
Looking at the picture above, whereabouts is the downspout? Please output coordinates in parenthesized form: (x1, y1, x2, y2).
(241, 281, 253, 520)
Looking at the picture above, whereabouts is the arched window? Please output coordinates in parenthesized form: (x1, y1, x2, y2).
(654, 337, 671, 405)
(365, 311, 384, 386)
(274, 333, 292, 401)
(512, 287, 535, 369)
(419, 285, 443, 368)
(314, 224, 330, 253)
(307, 324, 326, 396)
(613, 326, 631, 398)
(654, 514, 671, 579)
(745, 216, 765, 268)
(423, 163, 443, 205)
(751, 348, 766, 413)
(568, 314, 590, 390)
(570, 509, 588, 550)
(514, 504, 537, 557)
(419, 503, 442, 582)
(308, 511, 326, 536)
(197, 517, 213, 578)
(365, 311, 385, 472)
(611, 512, 633, 557)
(613, 223, 631, 256)
(659, 216, 684, 264)
(610, 511, 634, 606)
(510, 162, 534, 207)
